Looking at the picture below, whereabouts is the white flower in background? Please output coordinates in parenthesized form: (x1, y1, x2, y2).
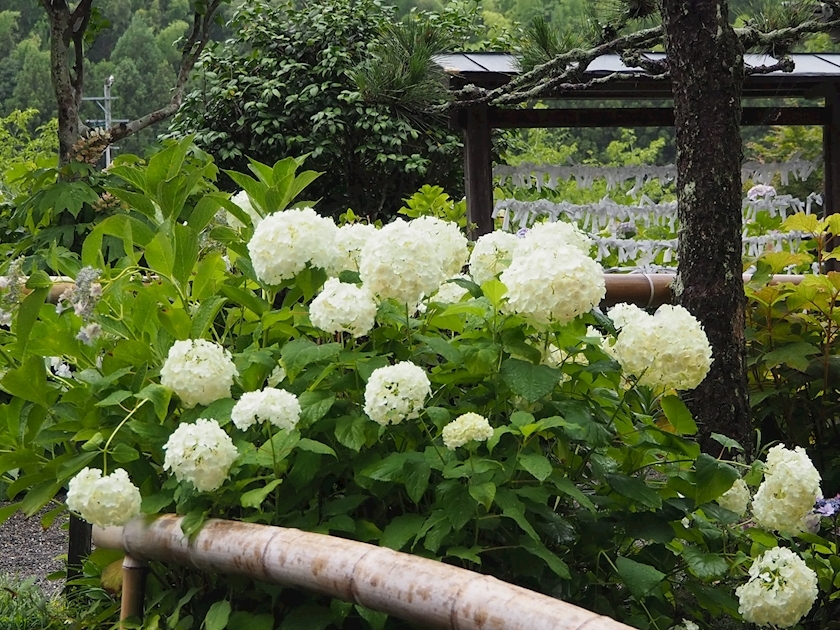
(412, 216, 469, 279)
(518, 220, 592, 256)
(736, 546, 817, 628)
(717, 478, 751, 516)
(500, 248, 606, 326)
(226, 190, 263, 229)
(359, 219, 446, 305)
(163, 418, 239, 492)
(76, 322, 102, 346)
(0, 309, 11, 327)
(160, 339, 238, 408)
(248, 207, 338, 284)
(609, 304, 712, 391)
(469, 231, 519, 286)
(752, 444, 821, 533)
(363, 361, 431, 426)
(66, 467, 141, 528)
(327, 223, 378, 276)
(671, 621, 699, 630)
(442, 412, 494, 450)
(231, 388, 301, 431)
(747, 184, 776, 201)
(431, 275, 471, 304)
(49, 356, 73, 378)
(309, 278, 378, 337)
(267, 364, 287, 387)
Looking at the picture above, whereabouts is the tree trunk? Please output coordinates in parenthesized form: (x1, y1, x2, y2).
(46, 3, 83, 166)
(661, 0, 751, 454)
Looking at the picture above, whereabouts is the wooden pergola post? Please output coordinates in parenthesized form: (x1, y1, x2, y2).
(824, 82, 840, 270)
(462, 104, 494, 238)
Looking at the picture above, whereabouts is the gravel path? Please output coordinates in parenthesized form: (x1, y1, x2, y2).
(0, 503, 68, 597)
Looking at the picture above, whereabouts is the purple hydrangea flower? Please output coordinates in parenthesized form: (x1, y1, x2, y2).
(814, 495, 840, 517)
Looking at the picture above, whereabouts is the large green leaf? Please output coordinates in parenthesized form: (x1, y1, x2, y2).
(281, 338, 341, 381)
(615, 556, 666, 600)
(204, 599, 231, 630)
(660, 394, 697, 436)
(681, 545, 728, 580)
(519, 452, 553, 481)
(500, 358, 562, 402)
(144, 230, 175, 279)
(240, 479, 283, 509)
(380, 514, 426, 550)
(694, 454, 739, 506)
(606, 473, 662, 509)
(1, 356, 48, 407)
(14, 287, 48, 359)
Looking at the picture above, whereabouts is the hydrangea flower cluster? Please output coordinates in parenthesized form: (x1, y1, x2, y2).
(226, 190, 263, 229)
(736, 546, 818, 628)
(500, 248, 605, 326)
(468, 231, 519, 286)
(66, 467, 142, 528)
(160, 339, 238, 408)
(518, 220, 592, 256)
(752, 444, 822, 533)
(716, 478, 751, 516)
(363, 361, 431, 426)
(231, 388, 301, 432)
(327, 223, 378, 276)
(412, 216, 469, 279)
(442, 412, 494, 450)
(309, 278, 378, 338)
(248, 207, 338, 284)
(608, 303, 712, 390)
(163, 418, 239, 492)
(359, 219, 449, 306)
(430, 275, 471, 304)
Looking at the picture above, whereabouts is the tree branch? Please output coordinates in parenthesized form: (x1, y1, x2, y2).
(107, 0, 225, 143)
(449, 24, 663, 106)
(745, 57, 795, 75)
(736, 16, 840, 50)
(70, 0, 93, 24)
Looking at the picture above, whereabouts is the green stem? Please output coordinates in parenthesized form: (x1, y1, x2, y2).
(102, 399, 148, 475)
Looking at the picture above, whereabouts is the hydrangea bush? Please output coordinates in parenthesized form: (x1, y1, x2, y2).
(1, 142, 839, 629)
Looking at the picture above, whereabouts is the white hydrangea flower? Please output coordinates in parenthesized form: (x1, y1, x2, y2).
(231, 388, 301, 431)
(469, 231, 519, 286)
(752, 445, 822, 533)
(160, 339, 238, 408)
(431, 274, 471, 304)
(736, 546, 817, 628)
(671, 621, 699, 630)
(248, 207, 339, 284)
(227, 190, 263, 229)
(717, 478, 751, 516)
(412, 216, 469, 279)
(327, 223, 378, 276)
(359, 219, 447, 305)
(500, 249, 606, 326)
(163, 418, 239, 492)
(609, 304, 713, 391)
(363, 361, 431, 426)
(309, 278, 378, 337)
(518, 220, 592, 256)
(442, 412, 494, 450)
(66, 467, 141, 528)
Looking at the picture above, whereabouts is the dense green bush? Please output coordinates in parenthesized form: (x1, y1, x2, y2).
(1, 142, 840, 629)
(169, 0, 467, 221)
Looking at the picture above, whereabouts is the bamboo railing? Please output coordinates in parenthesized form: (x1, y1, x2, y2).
(94, 515, 633, 630)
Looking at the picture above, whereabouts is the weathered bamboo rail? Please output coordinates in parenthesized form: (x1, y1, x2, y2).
(46, 273, 803, 310)
(94, 515, 633, 630)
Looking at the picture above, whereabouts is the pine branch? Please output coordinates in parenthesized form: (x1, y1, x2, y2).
(745, 58, 796, 75)
(736, 16, 840, 50)
(450, 24, 663, 106)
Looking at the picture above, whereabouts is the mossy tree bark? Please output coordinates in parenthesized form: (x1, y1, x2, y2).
(661, 0, 751, 453)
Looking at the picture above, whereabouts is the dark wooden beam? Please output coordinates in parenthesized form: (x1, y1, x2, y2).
(463, 104, 494, 238)
(483, 106, 826, 129)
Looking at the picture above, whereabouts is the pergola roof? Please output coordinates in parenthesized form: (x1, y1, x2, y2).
(436, 52, 840, 99)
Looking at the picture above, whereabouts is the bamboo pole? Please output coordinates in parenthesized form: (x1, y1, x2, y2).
(120, 555, 148, 623)
(94, 515, 633, 630)
(599, 273, 803, 308)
